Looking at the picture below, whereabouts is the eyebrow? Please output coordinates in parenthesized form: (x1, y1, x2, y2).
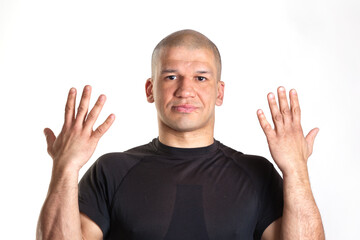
(161, 69, 178, 74)
(196, 70, 212, 74)
(160, 69, 212, 75)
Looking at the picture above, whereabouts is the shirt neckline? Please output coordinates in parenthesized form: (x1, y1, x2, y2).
(152, 137, 219, 157)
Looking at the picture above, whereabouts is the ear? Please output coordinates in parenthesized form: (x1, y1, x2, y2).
(216, 80, 225, 106)
(145, 78, 154, 103)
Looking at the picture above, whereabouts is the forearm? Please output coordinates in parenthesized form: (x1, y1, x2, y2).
(37, 86, 113, 239)
(281, 170, 325, 240)
(36, 167, 82, 240)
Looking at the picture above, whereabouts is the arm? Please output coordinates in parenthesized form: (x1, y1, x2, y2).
(36, 86, 115, 240)
(257, 87, 325, 240)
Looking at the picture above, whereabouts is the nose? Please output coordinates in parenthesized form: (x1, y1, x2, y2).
(174, 77, 196, 98)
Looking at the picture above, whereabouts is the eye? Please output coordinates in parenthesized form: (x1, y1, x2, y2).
(166, 75, 177, 80)
(196, 76, 207, 82)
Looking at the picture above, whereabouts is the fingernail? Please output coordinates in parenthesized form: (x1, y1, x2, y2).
(279, 86, 285, 91)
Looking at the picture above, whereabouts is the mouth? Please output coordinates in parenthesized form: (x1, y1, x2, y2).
(172, 104, 198, 113)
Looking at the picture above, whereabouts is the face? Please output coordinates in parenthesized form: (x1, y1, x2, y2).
(146, 46, 225, 134)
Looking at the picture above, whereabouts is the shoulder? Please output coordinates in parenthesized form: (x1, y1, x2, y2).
(94, 141, 155, 175)
(218, 142, 272, 168)
(89, 140, 156, 178)
(218, 142, 280, 182)
(79, 141, 155, 191)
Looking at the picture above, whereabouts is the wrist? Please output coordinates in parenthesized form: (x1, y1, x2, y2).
(282, 166, 312, 192)
(52, 155, 84, 174)
(279, 157, 309, 179)
(49, 162, 80, 193)
(282, 167, 308, 179)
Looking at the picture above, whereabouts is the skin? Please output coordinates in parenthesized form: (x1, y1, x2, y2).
(37, 33, 324, 240)
(145, 46, 224, 148)
(37, 86, 110, 240)
(151, 29, 222, 76)
(258, 87, 325, 239)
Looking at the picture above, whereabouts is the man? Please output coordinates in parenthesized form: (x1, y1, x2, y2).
(37, 29, 325, 239)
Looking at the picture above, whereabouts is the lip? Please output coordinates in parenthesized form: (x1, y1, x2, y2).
(172, 104, 198, 113)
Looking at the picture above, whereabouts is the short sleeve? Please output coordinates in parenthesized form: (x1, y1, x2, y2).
(254, 164, 284, 239)
(78, 153, 141, 237)
(78, 158, 112, 235)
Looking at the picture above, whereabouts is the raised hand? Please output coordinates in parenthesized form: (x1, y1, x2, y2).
(257, 87, 319, 177)
(44, 85, 115, 172)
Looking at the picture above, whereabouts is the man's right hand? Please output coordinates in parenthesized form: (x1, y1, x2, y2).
(44, 85, 115, 173)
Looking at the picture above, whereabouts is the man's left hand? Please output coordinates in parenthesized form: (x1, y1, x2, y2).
(257, 86, 319, 177)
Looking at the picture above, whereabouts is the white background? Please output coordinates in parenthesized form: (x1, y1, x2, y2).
(1, 0, 359, 239)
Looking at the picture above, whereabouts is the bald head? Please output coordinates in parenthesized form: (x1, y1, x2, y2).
(151, 29, 222, 80)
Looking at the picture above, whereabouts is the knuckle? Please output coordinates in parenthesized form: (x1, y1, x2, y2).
(87, 112, 96, 121)
(72, 123, 82, 131)
(264, 124, 272, 133)
(65, 104, 72, 112)
(294, 125, 303, 133)
(292, 106, 301, 114)
(96, 126, 105, 136)
(282, 108, 290, 115)
(274, 114, 283, 122)
(77, 105, 87, 113)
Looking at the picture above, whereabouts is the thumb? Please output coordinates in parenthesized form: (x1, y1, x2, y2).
(305, 127, 319, 156)
(44, 128, 56, 155)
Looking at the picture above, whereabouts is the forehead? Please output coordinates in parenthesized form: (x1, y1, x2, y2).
(157, 46, 216, 71)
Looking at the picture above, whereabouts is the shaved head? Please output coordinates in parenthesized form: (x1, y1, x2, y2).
(151, 29, 222, 80)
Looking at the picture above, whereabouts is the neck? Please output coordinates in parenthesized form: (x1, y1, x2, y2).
(158, 122, 215, 148)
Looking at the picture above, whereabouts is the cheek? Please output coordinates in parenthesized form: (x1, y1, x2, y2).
(154, 85, 173, 107)
(199, 87, 217, 104)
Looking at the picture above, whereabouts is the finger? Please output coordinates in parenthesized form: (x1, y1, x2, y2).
(289, 89, 301, 124)
(75, 85, 92, 124)
(257, 109, 275, 138)
(84, 94, 106, 130)
(92, 114, 115, 139)
(64, 88, 77, 128)
(277, 86, 291, 123)
(305, 128, 319, 157)
(267, 92, 284, 131)
(44, 128, 56, 156)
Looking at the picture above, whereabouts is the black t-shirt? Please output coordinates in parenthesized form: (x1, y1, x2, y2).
(78, 138, 283, 240)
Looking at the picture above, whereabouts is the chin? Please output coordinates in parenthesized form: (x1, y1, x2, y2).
(158, 112, 214, 133)
(164, 119, 210, 133)
(170, 124, 201, 133)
